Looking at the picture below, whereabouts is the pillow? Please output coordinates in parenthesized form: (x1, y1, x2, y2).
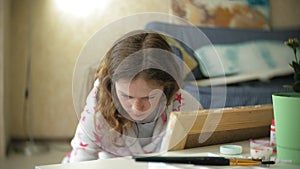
(194, 40, 295, 78)
(164, 36, 206, 81)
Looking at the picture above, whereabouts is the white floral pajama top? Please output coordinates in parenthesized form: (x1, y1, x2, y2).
(63, 79, 202, 163)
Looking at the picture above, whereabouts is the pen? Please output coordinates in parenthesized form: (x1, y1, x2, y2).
(133, 156, 275, 166)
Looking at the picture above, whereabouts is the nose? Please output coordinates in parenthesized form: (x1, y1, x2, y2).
(132, 98, 147, 112)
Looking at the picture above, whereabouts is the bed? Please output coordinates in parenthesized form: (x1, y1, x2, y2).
(145, 21, 300, 109)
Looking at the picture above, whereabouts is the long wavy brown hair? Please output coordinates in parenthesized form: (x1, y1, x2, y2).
(95, 30, 182, 139)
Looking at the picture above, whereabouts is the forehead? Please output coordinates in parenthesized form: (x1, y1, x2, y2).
(115, 78, 163, 94)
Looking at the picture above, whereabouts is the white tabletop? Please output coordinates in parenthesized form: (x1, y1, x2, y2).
(36, 139, 300, 169)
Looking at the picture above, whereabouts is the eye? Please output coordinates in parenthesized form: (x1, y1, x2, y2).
(141, 97, 151, 101)
(121, 94, 132, 99)
(145, 96, 157, 101)
(149, 96, 155, 100)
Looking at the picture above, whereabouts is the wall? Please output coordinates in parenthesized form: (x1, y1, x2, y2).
(9, 0, 30, 139)
(0, 0, 5, 158)
(7, 0, 300, 140)
(9, 0, 170, 139)
(271, 0, 300, 29)
(0, 0, 10, 158)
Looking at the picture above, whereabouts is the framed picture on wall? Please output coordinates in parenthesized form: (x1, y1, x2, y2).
(170, 0, 270, 29)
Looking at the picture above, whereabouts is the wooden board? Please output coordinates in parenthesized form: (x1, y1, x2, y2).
(165, 104, 273, 151)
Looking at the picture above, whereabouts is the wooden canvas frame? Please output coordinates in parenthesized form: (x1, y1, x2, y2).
(165, 104, 273, 151)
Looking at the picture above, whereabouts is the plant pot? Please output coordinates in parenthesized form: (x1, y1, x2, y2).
(272, 93, 300, 164)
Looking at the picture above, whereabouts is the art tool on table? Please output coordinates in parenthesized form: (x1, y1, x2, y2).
(133, 156, 275, 166)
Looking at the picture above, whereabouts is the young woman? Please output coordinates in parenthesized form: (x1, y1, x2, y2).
(64, 30, 202, 163)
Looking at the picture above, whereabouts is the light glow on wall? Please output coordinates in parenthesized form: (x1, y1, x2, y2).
(55, 0, 111, 18)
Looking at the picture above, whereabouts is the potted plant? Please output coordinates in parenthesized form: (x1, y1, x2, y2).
(272, 38, 300, 164)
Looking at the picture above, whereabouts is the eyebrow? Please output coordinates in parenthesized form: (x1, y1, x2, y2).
(118, 90, 159, 99)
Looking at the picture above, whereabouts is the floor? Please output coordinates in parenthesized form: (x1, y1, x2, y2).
(0, 141, 71, 169)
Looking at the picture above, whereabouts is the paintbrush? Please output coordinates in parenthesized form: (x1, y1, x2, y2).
(133, 156, 275, 166)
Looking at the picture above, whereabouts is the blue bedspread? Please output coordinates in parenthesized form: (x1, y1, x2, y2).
(183, 75, 293, 109)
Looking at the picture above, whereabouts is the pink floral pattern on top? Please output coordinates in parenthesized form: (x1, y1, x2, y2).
(63, 79, 202, 163)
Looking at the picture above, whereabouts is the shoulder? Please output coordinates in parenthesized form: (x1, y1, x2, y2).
(94, 78, 100, 87)
(171, 89, 203, 111)
(78, 79, 100, 127)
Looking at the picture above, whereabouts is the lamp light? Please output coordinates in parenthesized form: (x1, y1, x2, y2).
(54, 0, 111, 18)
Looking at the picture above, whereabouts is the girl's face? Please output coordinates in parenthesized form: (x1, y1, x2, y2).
(115, 77, 164, 122)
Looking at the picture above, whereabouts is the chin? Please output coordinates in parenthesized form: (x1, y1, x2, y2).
(130, 115, 146, 122)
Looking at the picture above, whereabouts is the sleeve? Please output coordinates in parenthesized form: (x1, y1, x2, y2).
(62, 80, 102, 163)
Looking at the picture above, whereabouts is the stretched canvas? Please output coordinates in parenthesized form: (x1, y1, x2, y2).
(170, 0, 270, 29)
